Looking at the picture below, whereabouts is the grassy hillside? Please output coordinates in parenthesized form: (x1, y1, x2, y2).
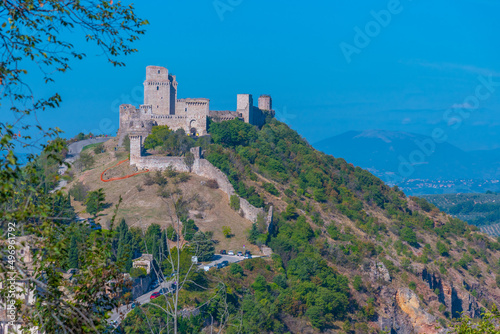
(68, 119, 500, 333)
(65, 137, 262, 256)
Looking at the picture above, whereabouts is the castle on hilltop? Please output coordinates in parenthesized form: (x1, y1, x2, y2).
(115, 66, 275, 226)
(118, 65, 274, 142)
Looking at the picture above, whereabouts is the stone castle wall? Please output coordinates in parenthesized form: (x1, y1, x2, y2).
(258, 95, 272, 111)
(132, 153, 269, 224)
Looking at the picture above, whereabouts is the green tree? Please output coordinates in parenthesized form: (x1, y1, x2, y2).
(85, 188, 106, 217)
(68, 235, 79, 269)
(209, 118, 258, 147)
(401, 227, 418, 247)
(143, 125, 172, 149)
(0, 1, 147, 332)
(262, 182, 279, 196)
(222, 226, 232, 238)
(145, 223, 162, 262)
(305, 306, 325, 329)
(436, 241, 449, 256)
(166, 225, 178, 241)
(69, 181, 88, 202)
(451, 306, 500, 333)
(77, 151, 95, 171)
(230, 195, 240, 211)
(251, 275, 268, 293)
(184, 151, 195, 172)
(116, 219, 133, 272)
(182, 219, 198, 241)
(229, 263, 244, 277)
(283, 204, 298, 220)
(123, 135, 131, 152)
(130, 267, 147, 278)
(256, 212, 267, 233)
(93, 143, 104, 154)
(248, 223, 260, 244)
(191, 231, 215, 262)
(353, 275, 363, 291)
(313, 188, 327, 202)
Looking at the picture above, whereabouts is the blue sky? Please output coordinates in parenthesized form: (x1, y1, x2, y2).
(8, 0, 500, 151)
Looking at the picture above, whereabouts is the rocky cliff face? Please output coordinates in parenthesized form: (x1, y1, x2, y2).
(420, 268, 480, 319)
(378, 287, 440, 334)
(395, 288, 439, 334)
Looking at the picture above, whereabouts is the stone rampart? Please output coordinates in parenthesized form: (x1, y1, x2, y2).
(133, 155, 269, 224)
(135, 156, 190, 172)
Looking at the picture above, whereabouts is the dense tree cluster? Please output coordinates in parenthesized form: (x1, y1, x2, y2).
(143, 126, 196, 156)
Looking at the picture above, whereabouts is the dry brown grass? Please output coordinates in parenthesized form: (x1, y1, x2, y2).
(66, 145, 261, 255)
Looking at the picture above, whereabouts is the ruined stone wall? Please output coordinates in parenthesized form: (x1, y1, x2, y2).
(258, 95, 272, 111)
(129, 135, 143, 165)
(131, 274, 153, 299)
(118, 104, 138, 143)
(153, 115, 190, 130)
(134, 156, 190, 172)
(250, 106, 267, 127)
(133, 155, 268, 223)
(239, 198, 266, 223)
(209, 110, 242, 122)
(235, 94, 267, 127)
(193, 159, 235, 198)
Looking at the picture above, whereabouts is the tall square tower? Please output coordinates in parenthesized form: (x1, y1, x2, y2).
(236, 94, 253, 124)
(143, 66, 177, 115)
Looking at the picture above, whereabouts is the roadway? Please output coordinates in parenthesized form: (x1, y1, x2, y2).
(52, 137, 112, 192)
(109, 279, 177, 325)
(204, 254, 260, 268)
(109, 254, 260, 327)
(66, 137, 112, 159)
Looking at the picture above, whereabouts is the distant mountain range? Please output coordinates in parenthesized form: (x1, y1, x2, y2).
(314, 130, 500, 194)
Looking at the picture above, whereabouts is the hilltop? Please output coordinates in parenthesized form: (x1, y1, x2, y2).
(66, 119, 500, 333)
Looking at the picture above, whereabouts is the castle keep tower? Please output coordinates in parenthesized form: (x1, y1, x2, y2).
(237, 94, 253, 124)
(143, 66, 177, 115)
(258, 95, 272, 111)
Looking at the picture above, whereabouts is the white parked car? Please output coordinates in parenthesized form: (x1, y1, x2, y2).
(203, 265, 211, 272)
(228, 251, 234, 255)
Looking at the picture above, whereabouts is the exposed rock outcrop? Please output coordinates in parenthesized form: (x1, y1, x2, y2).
(420, 268, 480, 319)
(395, 288, 438, 334)
(370, 261, 391, 282)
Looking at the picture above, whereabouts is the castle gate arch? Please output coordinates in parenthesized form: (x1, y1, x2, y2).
(189, 119, 198, 136)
